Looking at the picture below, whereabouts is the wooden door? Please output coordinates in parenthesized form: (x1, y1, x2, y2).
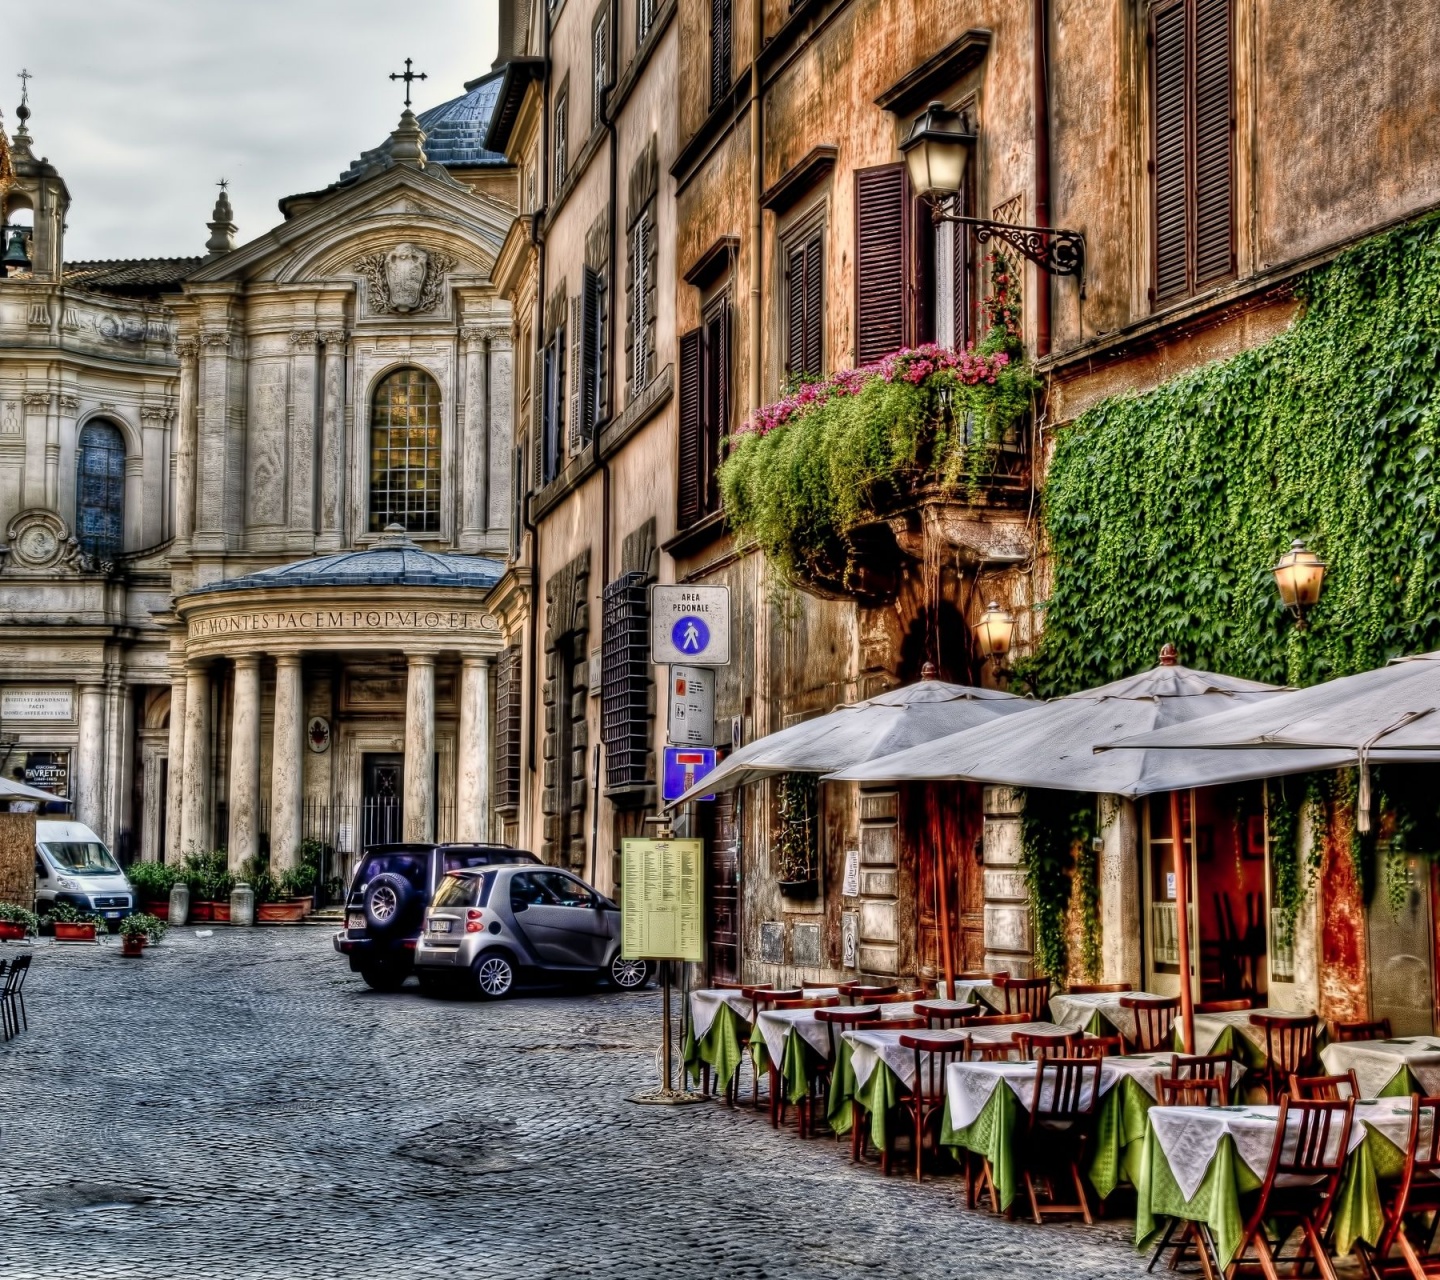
(907, 782, 985, 982)
(702, 790, 740, 982)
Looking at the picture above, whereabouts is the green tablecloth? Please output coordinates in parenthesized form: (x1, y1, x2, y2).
(1193, 1023, 1266, 1068)
(779, 1028, 823, 1106)
(826, 1039, 907, 1151)
(682, 1002, 749, 1093)
(1134, 1110, 1402, 1266)
(940, 1082, 1024, 1210)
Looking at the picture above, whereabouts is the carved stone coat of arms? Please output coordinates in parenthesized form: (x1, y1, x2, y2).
(353, 242, 456, 315)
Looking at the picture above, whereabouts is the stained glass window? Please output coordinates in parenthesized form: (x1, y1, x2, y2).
(75, 420, 125, 559)
(369, 368, 442, 534)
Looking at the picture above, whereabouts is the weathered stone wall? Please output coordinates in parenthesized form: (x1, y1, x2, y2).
(0, 813, 37, 910)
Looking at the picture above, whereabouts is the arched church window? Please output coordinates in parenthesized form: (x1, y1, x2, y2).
(75, 420, 126, 559)
(369, 367, 442, 534)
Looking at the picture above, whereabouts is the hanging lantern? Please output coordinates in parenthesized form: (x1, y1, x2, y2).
(1273, 539, 1327, 623)
(974, 600, 1016, 662)
(899, 102, 974, 200)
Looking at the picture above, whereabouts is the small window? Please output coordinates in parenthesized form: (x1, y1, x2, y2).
(75, 420, 125, 560)
(433, 872, 496, 908)
(554, 89, 570, 189)
(783, 227, 823, 380)
(369, 368, 442, 534)
(535, 870, 596, 907)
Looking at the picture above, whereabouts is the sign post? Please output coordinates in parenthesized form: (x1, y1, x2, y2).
(622, 836, 706, 1105)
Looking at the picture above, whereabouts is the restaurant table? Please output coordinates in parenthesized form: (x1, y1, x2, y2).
(829, 1020, 1064, 1150)
(1049, 991, 1172, 1042)
(1134, 1097, 1417, 1267)
(942, 980, 1029, 1014)
(682, 988, 765, 1093)
(1320, 1036, 1440, 1099)
(755, 1001, 922, 1106)
(939, 1051, 1248, 1210)
(1189, 1007, 1321, 1066)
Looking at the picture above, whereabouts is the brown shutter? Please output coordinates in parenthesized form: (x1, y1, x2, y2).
(786, 246, 805, 378)
(711, 301, 730, 513)
(802, 232, 823, 376)
(854, 165, 910, 364)
(711, 0, 732, 106)
(1151, 0, 1189, 304)
(1193, 0, 1234, 286)
(678, 327, 703, 528)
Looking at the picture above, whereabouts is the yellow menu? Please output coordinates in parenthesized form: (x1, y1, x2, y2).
(620, 838, 704, 961)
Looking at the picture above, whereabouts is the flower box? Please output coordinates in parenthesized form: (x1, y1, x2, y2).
(54, 921, 97, 942)
(211, 901, 231, 924)
(189, 900, 214, 922)
(143, 899, 170, 921)
(121, 934, 146, 957)
(777, 879, 820, 901)
(0, 921, 27, 941)
(257, 900, 309, 923)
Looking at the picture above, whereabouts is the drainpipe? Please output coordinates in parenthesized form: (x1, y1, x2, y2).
(1033, 0, 1052, 358)
(747, 0, 764, 418)
(601, 0, 619, 591)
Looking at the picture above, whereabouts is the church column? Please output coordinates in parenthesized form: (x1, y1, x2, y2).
(486, 328, 513, 533)
(75, 683, 107, 834)
(459, 327, 487, 551)
(317, 329, 348, 552)
(164, 665, 187, 863)
(193, 330, 232, 552)
(228, 656, 262, 872)
(20, 391, 49, 511)
(403, 654, 436, 842)
(288, 331, 318, 536)
(173, 338, 199, 550)
(456, 655, 492, 842)
(180, 661, 211, 853)
(270, 654, 305, 871)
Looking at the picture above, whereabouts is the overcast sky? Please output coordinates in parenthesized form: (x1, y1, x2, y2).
(10, 0, 498, 262)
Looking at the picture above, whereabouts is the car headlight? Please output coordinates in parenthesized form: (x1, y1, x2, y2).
(56, 876, 79, 891)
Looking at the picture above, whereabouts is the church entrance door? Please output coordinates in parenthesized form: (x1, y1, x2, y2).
(362, 753, 404, 848)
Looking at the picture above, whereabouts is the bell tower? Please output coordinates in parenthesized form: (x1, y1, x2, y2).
(1, 74, 70, 281)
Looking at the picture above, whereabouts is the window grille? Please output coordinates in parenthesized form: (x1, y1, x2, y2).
(368, 368, 442, 534)
(75, 420, 125, 559)
(601, 573, 651, 788)
(495, 644, 523, 814)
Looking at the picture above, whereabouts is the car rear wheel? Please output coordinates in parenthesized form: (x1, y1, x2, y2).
(359, 964, 409, 992)
(473, 951, 516, 999)
(610, 955, 651, 990)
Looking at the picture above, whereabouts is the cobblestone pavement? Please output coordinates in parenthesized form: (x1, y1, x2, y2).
(0, 930, 1143, 1279)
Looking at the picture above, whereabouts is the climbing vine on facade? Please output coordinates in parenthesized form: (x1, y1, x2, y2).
(1018, 788, 1097, 982)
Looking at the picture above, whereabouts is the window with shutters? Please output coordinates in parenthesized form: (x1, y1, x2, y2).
(627, 206, 656, 396)
(569, 268, 607, 447)
(710, 0, 733, 108)
(592, 7, 609, 129)
(677, 298, 730, 530)
(540, 324, 566, 485)
(554, 85, 570, 189)
(782, 222, 824, 381)
(601, 573, 652, 788)
(75, 420, 125, 559)
(1149, 0, 1234, 307)
(494, 644, 524, 814)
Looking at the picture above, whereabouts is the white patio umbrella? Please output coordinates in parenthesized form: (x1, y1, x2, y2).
(1100, 650, 1440, 832)
(666, 668, 1026, 807)
(0, 776, 70, 804)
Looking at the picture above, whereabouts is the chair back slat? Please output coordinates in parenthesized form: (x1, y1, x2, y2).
(712, 979, 754, 990)
(1157, 1074, 1229, 1107)
(1195, 998, 1254, 1013)
(1288, 1071, 1359, 1101)
(1030, 1057, 1102, 1124)
(1120, 995, 1179, 1053)
(1067, 982, 1133, 994)
(882, 1017, 927, 1031)
(771, 996, 840, 1010)
(959, 1012, 1032, 1027)
(754, 989, 803, 1006)
(1331, 1017, 1391, 1043)
(840, 982, 898, 999)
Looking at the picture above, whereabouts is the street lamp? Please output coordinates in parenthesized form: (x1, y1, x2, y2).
(974, 600, 1016, 666)
(899, 102, 1085, 283)
(1272, 539, 1327, 627)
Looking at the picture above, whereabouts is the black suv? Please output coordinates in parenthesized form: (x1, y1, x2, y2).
(333, 842, 539, 990)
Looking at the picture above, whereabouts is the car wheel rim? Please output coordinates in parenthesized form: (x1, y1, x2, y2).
(477, 957, 512, 995)
(370, 885, 398, 923)
(612, 958, 646, 988)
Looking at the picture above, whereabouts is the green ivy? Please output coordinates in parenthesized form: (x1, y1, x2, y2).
(774, 773, 818, 883)
(1025, 211, 1440, 697)
(1019, 788, 1096, 981)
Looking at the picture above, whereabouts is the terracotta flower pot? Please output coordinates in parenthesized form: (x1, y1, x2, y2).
(54, 921, 97, 942)
(211, 902, 231, 924)
(0, 921, 27, 941)
(143, 899, 170, 921)
(285, 895, 314, 916)
(257, 900, 308, 923)
(121, 933, 146, 957)
(189, 900, 214, 922)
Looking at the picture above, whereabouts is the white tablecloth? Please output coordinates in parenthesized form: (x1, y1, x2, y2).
(1190, 1007, 1316, 1058)
(689, 989, 755, 1039)
(1149, 1100, 1380, 1201)
(1049, 992, 1172, 1039)
(1321, 1037, 1440, 1099)
(946, 981, 1007, 1012)
(843, 1027, 969, 1091)
(751, 997, 899, 1065)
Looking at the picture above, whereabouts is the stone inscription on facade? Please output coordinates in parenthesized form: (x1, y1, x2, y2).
(189, 608, 500, 639)
(1, 688, 75, 721)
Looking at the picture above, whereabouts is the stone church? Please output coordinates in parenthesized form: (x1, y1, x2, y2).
(0, 73, 521, 883)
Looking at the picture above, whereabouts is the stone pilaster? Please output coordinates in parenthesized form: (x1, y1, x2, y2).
(165, 667, 187, 863)
(172, 338, 199, 550)
(75, 684, 107, 835)
(180, 662, 211, 854)
(20, 390, 49, 511)
(288, 332, 319, 536)
(317, 329, 348, 552)
(486, 328, 514, 534)
(456, 655, 492, 841)
(270, 655, 305, 871)
(228, 656, 262, 871)
(193, 329, 233, 552)
(404, 654, 436, 842)
(459, 327, 489, 550)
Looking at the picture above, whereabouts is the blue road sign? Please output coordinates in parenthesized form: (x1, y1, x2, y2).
(662, 746, 717, 802)
(670, 615, 711, 657)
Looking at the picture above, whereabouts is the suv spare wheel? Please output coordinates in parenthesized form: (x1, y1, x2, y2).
(363, 873, 413, 933)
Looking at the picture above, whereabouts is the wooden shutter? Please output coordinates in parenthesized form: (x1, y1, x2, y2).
(593, 13, 608, 128)
(678, 327, 703, 528)
(568, 296, 584, 451)
(495, 644, 523, 814)
(540, 343, 556, 484)
(802, 234, 822, 377)
(711, 0, 732, 106)
(582, 267, 604, 435)
(854, 165, 910, 364)
(785, 232, 823, 379)
(701, 303, 730, 517)
(632, 215, 651, 389)
(1151, 0, 1189, 305)
(1193, 0, 1234, 286)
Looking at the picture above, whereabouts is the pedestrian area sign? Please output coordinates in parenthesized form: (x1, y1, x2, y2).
(650, 585, 730, 665)
(621, 838, 704, 961)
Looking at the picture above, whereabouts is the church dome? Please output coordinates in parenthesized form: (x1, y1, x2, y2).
(336, 69, 507, 187)
(190, 528, 506, 594)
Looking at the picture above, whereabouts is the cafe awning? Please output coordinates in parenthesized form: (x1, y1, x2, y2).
(667, 670, 1025, 806)
(827, 647, 1355, 797)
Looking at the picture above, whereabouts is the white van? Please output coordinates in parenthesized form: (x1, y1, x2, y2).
(34, 820, 135, 921)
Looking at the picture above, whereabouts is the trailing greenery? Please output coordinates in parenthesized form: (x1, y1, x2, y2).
(720, 261, 1040, 589)
(774, 773, 819, 885)
(1024, 211, 1440, 697)
(126, 860, 179, 900)
(1018, 788, 1096, 981)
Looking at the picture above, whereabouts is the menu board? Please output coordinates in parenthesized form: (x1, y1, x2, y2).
(620, 838, 704, 961)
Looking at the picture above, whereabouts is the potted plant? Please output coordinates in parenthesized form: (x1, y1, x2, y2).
(184, 849, 234, 922)
(774, 773, 821, 899)
(44, 902, 107, 942)
(278, 863, 318, 916)
(127, 860, 179, 918)
(119, 912, 167, 957)
(241, 854, 304, 924)
(0, 902, 39, 940)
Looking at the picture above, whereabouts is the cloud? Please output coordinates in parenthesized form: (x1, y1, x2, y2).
(10, 0, 497, 260)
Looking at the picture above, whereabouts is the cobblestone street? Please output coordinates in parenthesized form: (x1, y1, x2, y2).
(0, 931, 1140, 1278)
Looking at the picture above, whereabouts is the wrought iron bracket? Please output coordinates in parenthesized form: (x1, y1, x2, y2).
(928, 196, 1086, 286)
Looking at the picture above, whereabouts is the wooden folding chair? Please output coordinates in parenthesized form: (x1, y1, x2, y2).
(1332, 1018, 1392, 1044)
(814, 1006, 881, 1147)
(898, 1032, 970, 1183)
(739, 988, 801, 1107)
(1355, 1095, 1440, 1280)
(1019, 1057, 1103, 1224)
(1121, 994, 1180, 1053)
(1252, 1012, 1321, 1103)
(1147, 1071, 1229, 1280)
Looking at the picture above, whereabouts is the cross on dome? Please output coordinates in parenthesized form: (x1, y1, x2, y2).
(388, 58, 427, 109)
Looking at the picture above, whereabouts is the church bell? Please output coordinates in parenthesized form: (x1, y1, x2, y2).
(1, 228, 31, 273)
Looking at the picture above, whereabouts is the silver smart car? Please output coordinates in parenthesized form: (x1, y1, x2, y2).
(413, 864, 651, 998)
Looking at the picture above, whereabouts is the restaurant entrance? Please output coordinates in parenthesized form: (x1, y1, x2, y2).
(1145, 784, 1268, 1004)
(701, 790, 741, 983)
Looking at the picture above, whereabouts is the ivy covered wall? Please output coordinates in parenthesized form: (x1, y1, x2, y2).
(1026, 212, 1440, 696)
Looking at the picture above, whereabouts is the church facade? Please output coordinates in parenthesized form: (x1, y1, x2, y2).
(0, 74, 522, 884)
